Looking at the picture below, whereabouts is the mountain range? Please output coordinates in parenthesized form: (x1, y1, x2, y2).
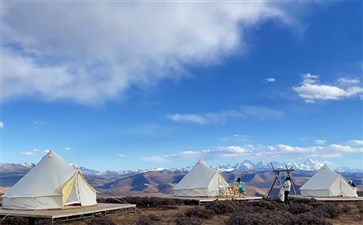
(1, 158, 362, 176)
(1, 158, 362, 197)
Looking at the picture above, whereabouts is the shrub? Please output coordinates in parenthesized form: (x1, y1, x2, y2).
(340, 204, 352, 213)
(175, 216, 201, 225)
(86, 216, 116, 225)
(290, 213, 331, 225)
(288, 203, 313, 214)
(226, 213, 267, 225)
(205, 201, 238, 214)
(136, 216, 152, 225)
(0, 217, 28, 225)
(118, 197, 184, 208)
(248, 200, 277, 211)
(35, 219, 53, 225)
(313, 203, 343, 218)
(226, 211, 293, 225)
(185, 206, 215, 219)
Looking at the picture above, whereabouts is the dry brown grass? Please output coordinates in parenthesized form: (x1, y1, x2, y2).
(66, 199, 363, 225)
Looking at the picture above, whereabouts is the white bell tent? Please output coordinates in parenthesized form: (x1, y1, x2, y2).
(2, 150, 97, 210)
(300, 164, 357, 197)
(173, 159, 230, 197)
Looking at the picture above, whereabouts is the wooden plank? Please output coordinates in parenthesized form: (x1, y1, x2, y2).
(0, 203, 136, 219)
(289, 195, 363, 202)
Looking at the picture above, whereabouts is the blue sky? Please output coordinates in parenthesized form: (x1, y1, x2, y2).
(1, 1, 362, 171)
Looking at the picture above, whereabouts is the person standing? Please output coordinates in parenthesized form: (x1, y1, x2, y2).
(283, 177, 291, 206)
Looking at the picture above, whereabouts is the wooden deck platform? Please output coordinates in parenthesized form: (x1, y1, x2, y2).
(0, 203, 136, 223)
(166, 196, 262, 205)
(289, 195, 363, 202)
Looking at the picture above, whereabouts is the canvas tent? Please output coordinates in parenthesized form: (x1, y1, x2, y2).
(300, 164, 357, 197)
(2, 151, 97, 210)
(173, 159, 230, 197)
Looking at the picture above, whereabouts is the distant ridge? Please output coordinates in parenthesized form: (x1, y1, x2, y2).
(1, 158, 362, 176)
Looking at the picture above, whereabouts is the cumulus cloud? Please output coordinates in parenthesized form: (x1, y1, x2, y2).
(20, 148, 51, 156)
(0, 121, 3, 128)
(2, 2, 297, 104)
(64, 147, 71, 151)
(142, 150, 200, 162)
(314, 139, 326, 145)
(329, 144, 363, 153)
(142, 146, 249, 162)
(263, 77, 276, 83)
(337, 77, 360, 85)
(168, 106, 284, 125)
(142, 139, 362, 163)
(347, 139, 363, 146)
(293, 73, 363, 103)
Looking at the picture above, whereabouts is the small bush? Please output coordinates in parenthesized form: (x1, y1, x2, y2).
(35, 219, 53, 225)
(185, 206, 215, 219)
(340, 204, 352, 213)
(175, 216, 201, 225)
(290, 212, 331, 225)
(0, 217, 28, 225)
(205, 201, 238, 214)
(117, 197, 184, 208)
(249, 200, 277, 211)
(227, 211, 293, 225)
(314, 203, 343, 218)
(136, 216, 152, 225)
(288, 203, 313, 214)
(87, 216, 116, 225)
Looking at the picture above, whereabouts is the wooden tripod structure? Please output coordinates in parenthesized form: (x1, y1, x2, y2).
(266, 163, 297, 198)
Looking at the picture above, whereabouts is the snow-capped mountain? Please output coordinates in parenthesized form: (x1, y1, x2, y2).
(1, 158, 362, 176)
(210, 159, 325, 172)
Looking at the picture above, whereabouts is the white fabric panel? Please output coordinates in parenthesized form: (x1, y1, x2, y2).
(300, 164, 358, 197)
(2, 196, 62, 210)
(77, 174, 97, 206)
(174, 188, 210, 197)
(65, 178, 80, 205)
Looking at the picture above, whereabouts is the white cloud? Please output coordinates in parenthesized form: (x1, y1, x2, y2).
(141, 156, 171, 163)
(168, 114, 209, 125)
(141, 139, 361, 164)
(20, 151, 34, 156)
(64, 147, 71, 151)
(263, 77, 276, 83)
(2, 2, 297, 104)
(348, 139, 363, 146)
(329, 144, 363, 153)
(33, 121, 47, 125)
(293, 73, 363, 103)
(314, 139, 326, 145)
(169, 106, 284, 125)
(20, 148, 51, 156)
(337, 77, 360, 85)
(0, 121, 3, 128)
(118, 153, 125, 158)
